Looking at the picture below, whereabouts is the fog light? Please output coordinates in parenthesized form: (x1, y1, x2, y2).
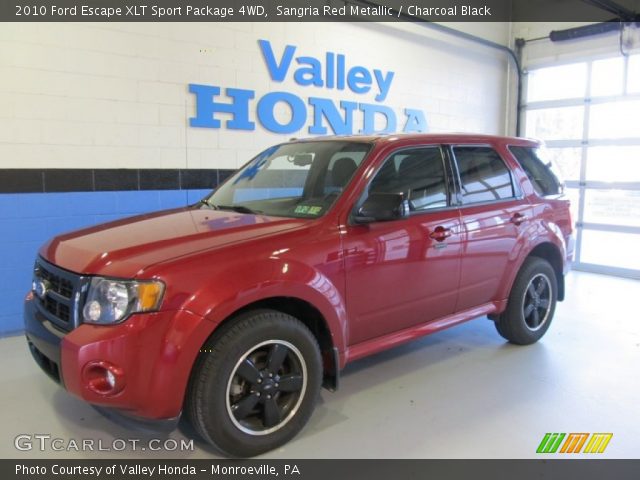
(105, 369, 116, 389)
(82, 361, 125, 396)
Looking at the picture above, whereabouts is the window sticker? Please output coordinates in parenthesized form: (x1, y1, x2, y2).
(294, 205, 323, 215)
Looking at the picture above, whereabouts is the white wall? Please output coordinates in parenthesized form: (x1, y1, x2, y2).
(0, 22, 511, 171)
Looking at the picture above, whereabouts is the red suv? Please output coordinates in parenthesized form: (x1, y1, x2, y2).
(24, 134, 573, 456)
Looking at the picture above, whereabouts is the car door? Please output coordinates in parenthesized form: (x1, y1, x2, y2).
(342, 146, 463, 345)
(448, 144, 533, 311)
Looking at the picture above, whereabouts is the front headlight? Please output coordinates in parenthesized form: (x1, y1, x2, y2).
(82, 278, 165, 325)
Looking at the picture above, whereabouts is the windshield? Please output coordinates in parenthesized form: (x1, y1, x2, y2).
(204, 141, 371, 218)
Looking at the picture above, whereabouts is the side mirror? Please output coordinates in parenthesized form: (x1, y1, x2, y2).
(354, 192, 410, 223)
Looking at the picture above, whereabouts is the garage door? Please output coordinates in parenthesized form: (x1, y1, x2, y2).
(523, 54, 640, 279)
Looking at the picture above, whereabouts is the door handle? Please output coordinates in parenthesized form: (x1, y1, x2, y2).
(511, 212, 528, 226)
(429, 226, 452, 242)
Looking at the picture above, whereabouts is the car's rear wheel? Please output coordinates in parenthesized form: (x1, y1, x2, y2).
(495, 257, 557, 345)
(186, 309, 322, 457)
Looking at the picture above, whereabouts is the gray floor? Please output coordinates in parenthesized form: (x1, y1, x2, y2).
(1, 271, 638, 458)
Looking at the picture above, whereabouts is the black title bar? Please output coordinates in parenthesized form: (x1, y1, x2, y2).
(2, 0, 639, 22)
(4, 459, 640, 480)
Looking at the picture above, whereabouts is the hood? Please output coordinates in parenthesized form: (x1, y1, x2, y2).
(40, 207, 308, 278)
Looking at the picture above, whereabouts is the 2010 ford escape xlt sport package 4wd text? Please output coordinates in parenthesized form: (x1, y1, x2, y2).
(24, 134, 574, 456)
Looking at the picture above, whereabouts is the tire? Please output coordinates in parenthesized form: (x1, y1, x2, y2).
(495, 257, 557, 345)
(185, 309, 322, 457)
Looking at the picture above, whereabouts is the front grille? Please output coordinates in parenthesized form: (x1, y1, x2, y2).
(33, 258, 85, 331)
(39, 267, 74, 298)
(44, 296, 71, 322)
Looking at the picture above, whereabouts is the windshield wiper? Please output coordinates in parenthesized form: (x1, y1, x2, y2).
(197, 199, 213, 208)
(211, 204, 262, 215)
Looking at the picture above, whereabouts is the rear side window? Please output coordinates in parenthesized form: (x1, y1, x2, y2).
(509, 146, 563, 196)
(452, 146, 515, 204)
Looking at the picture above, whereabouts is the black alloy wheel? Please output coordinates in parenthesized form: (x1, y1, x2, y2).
(185, 309, 322, 457)
(226, 340, 307, 435)
(522, 273, 553, 331)
(495, 257, 558, 345)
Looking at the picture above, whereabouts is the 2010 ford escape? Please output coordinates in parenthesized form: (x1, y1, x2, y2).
(24, 134, 574, 457)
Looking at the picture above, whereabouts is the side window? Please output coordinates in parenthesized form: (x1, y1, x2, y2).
(509, 146, 563, 196)
(369, 147, 449, 211)
(324, 150, 367, 194)
(453, 146, 515, 204)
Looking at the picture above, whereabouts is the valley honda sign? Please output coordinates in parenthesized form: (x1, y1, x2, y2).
(189, 39, 428, 135)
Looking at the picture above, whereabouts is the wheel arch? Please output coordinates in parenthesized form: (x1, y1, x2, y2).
(194, 296, 340, 392)
(527, 242, 565, 301)
(490, 240, 565, 321)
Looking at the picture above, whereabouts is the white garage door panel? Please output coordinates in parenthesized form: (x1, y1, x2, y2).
(581, 230, 640, 272)
(524, 53, 640, 279)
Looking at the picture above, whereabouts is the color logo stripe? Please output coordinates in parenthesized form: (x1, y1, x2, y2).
(537, 433, 612, 454)
(537, 433, 565, 453)
(583, 433, 613, 453)
(559, 433, 589, 453)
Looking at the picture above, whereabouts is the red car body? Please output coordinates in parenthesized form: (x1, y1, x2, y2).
(24, 134, 574, 423)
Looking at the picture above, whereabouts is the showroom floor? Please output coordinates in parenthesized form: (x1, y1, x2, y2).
(1, 271, 638, 459)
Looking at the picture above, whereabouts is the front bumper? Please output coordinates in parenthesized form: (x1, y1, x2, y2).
(24, 296, 210, 420)
(24, 297, 66, 385)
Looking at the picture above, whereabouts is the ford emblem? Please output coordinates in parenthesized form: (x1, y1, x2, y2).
(34, 280, 49, 300)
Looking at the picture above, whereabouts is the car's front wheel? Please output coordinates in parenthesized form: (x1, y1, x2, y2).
(186, 309, 322, 457)
(495, 256, 558, 345)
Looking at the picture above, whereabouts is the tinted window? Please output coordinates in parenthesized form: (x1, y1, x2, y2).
(509, 146, 563, 196)
(453, 146, 515, 204)
(369, 147, 449, 211)
(208, 141, 370, 218)
(324, 150, 368, 194)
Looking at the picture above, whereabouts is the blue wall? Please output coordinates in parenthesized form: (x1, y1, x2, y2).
(0, 188, 211, 336)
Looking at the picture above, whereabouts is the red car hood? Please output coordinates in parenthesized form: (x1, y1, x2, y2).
(40, 207, 308, 278)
